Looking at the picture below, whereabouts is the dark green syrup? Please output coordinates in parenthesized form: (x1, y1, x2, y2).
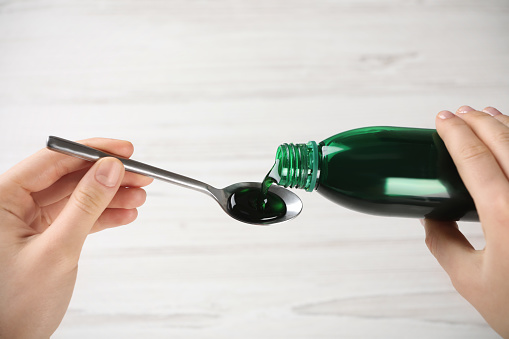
(228, 186, 286, 223)
(260, 162, 280, 205)
(228, 161, 286, 223)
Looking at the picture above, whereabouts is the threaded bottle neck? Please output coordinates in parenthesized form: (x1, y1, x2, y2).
(272, 141, 319, 192)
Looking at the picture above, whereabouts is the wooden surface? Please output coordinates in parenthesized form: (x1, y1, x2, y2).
(1, 1, 508, 338)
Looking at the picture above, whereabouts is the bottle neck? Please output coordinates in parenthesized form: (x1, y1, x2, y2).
(270, 141, 319, 192)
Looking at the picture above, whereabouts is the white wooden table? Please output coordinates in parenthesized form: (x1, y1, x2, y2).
(1, 1, 508, 338)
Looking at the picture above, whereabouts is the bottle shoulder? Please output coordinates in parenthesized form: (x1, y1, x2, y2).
(318, 126, 437, 148)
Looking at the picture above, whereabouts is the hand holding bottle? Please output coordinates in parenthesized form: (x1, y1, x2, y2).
(0, 138, 152, 338)
(423, 106, 509, 338)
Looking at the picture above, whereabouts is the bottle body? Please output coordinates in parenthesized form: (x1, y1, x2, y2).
(270, 126, 478, 221)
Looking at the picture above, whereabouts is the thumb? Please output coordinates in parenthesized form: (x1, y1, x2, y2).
(46, 157, 125, 255)
(422, 218, 479, 293)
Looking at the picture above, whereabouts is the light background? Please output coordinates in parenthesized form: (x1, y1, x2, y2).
(1, 0, 508, 338)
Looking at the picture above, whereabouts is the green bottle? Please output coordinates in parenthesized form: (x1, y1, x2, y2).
(263, 126, 478, 221)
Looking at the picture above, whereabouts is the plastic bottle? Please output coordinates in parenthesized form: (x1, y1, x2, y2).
(263, 126, 478, 221)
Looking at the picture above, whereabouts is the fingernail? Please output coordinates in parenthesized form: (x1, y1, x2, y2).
(456, 105, 475, 114)
(419, 219, 425, 226)
(438, 110, 455, 119)
(95, 158, 123, 187)
(482, 107, 502, 116)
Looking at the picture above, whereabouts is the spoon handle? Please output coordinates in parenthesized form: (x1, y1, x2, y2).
(46, 136, 213, 195)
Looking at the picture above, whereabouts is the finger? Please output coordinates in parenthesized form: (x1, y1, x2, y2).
(422, 218, 480, 295)
(482, 106, 502, 117)
(454, 107, 509, 180)
(90, 208, 138, 233)
(32, 187, 146, 234)
(482, 106, 509, 127)
(123, 172, 154, 188)
(3, 138, 134, 193)
(435, 110, 509, 222)
(107, 187, 147, 209)
(32, 167, 152, 207)
(40, 157, 125, 257)
(44, 187, 146, 220)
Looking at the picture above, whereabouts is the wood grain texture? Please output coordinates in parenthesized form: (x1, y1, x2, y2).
(1, 0, 508, 338)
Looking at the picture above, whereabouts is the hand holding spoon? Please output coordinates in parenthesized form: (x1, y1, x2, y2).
(46, 136, 302, 225)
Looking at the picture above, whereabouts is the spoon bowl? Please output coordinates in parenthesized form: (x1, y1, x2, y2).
(211, 182, 302, 225)
(47, 136, 303, 225)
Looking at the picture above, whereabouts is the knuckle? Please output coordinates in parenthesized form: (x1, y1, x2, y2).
(494, 193, 509, 210)
(73, 188, 102, 216)
(458, 143, 490, 163)
(492, 131, 509, 144)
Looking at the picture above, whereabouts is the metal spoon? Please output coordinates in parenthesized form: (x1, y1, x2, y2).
(46, 136, 302, 225)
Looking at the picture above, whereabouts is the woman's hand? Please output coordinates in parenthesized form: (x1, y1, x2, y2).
(423, 106, 509, 338)
(0, 138, 152, 338)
